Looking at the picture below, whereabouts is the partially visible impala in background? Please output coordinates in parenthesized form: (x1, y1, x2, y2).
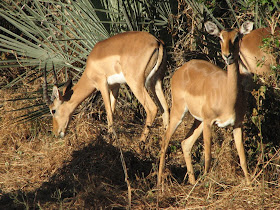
(158, 21, 252, 187)
(205, 20, 279, 77)
(43, 31, 169, 143)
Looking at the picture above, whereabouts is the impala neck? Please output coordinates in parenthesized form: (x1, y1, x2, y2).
(226, 59, 241, 108)
(66, 73, 96, 112)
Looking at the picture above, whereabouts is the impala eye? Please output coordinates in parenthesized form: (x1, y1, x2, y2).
(51, 109, 56, 115)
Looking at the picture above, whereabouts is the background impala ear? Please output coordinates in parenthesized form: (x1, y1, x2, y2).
(62, 79, 73, 101)
(205, 21, 220, 37)
(62, 79, 73, 95)
(51, 85, 62, 101)
(240, 21, 254, 35)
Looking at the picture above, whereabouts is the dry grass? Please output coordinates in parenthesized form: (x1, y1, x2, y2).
(1, 84, 280, 209)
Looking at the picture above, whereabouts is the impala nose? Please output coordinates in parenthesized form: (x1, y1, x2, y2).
(53, 127, 65, 138)
(223, 53, 234, 65)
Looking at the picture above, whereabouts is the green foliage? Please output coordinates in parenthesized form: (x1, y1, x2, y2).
(99, 0, 173, 34)
(185, 0, 279, 28)
(169, 145, 177, 153)
(0, 0, 110, 88)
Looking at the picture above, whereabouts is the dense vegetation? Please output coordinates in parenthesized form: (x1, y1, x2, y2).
(0, 0, 279, 209)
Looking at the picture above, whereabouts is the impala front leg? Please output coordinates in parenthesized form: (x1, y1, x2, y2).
(100, 82, 114, 134)
(109, 84, 120, 114)
(233, 126, 251, 185)
(203, 122, 212, 174)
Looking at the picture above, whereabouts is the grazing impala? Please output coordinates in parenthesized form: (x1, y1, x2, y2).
(43, 31, 169, 142)
(205, 20, 279, 76)
(158, 22, 251, 187)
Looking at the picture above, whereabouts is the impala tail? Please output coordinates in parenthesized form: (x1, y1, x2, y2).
(145, 40, 166, 88)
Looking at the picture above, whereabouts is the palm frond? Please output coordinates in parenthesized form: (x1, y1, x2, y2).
(0, 0, 109, 88)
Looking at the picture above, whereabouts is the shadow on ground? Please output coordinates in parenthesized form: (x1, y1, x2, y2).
(0, 134, 159, 209)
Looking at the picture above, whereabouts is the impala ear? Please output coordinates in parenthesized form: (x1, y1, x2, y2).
(205, 21, 220, 37)
(240, 21, 254, 35)
(51, 85, 62, 101)
(62, 79, 73, 101)
(62, 79, 73, 95)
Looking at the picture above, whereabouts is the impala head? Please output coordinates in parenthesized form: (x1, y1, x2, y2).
(43, 64, 73, 138)
(205, 21, 254, 65)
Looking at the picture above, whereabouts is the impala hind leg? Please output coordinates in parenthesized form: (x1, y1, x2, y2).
(158, 104, 188, 187)
(233, 126, 250, 185)
(152, 79, 169, 130)
(128, 82, 158, 142)
(181, 120, 203, 184)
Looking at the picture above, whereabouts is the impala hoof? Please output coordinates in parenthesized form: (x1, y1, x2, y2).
(188, 173, 196, 185)
(59, 132, 65, 138)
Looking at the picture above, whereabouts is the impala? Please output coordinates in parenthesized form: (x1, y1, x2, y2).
(157, 22, 251, 187)
(43, 31, 169, 142)
(205, 20, 279, 76)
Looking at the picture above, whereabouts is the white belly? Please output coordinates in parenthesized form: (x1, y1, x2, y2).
(107, 72, 126, 85)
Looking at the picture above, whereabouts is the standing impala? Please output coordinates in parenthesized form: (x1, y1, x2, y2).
(205, 21, 279, 76)
(158, 22, 251, 187)
(43, 31, 169, 142)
